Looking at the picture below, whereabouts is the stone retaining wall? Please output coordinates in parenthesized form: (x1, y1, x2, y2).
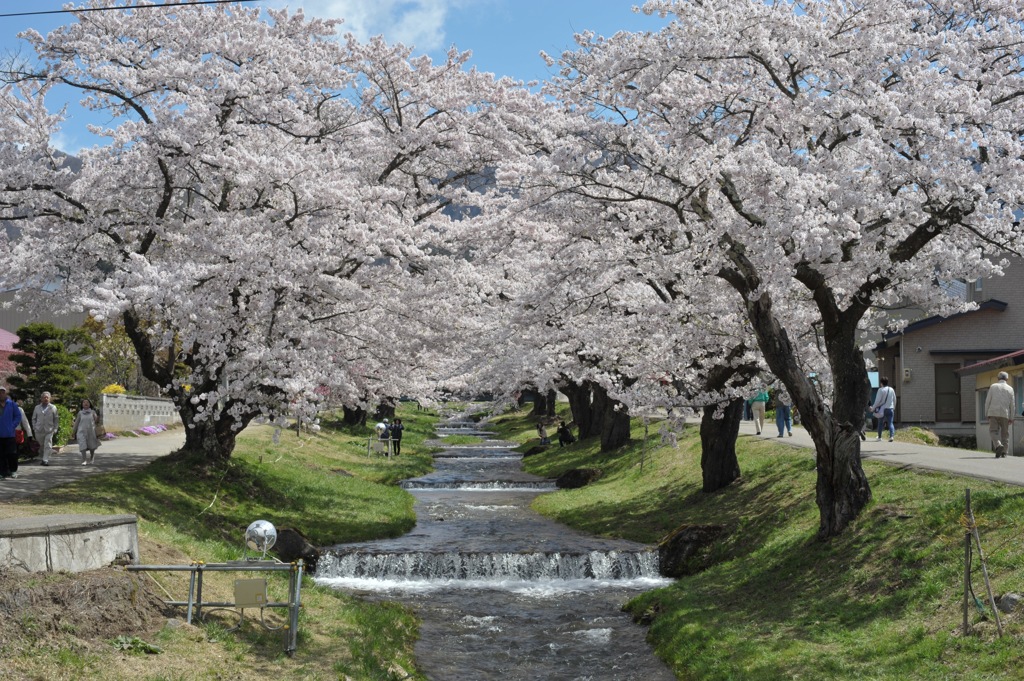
(0, 514, 139, 573)
(101, 394, 181, 431)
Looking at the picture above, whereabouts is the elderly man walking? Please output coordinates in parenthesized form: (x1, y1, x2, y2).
(32, 392, 60, 466)
(985, 372, 1016, 458)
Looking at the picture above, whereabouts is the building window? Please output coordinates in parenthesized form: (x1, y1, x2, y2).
(939, 279, 967, 301)
(979, 388, 989, 424)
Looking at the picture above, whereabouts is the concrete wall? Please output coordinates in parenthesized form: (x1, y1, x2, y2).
(101, 393, 181, 431)
(0, 514, 139, 573)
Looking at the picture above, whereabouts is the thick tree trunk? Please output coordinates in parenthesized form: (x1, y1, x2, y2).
(689, 349, 759, 493)
(600, 403, 631, 451)
(562, 380, 597, 440)
(545, 389, 557, 418)
(699, 397, 743, 493)
(741, 289, 871, 539)
(124, 310, 264, 462)
(374, 402, 396, 421)
(589, 382, 614, 443)
(342, 405, 367, 426)
(590, 382, 631, 451)
(179, 407, 243, 463)
(527, 389, 547, 417)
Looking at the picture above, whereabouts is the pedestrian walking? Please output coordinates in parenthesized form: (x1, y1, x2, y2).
(859, 403, 873, 441)
(774, 387, 793, 438)
(389, 418, 404, 455)
(0, 388, 22, 479)
(985, 371, 1016, 458)
(751, 389, 769, 435)
(32, 391, 59, 466)
(871, 377, 897, 442)
(72, 398, 100, 465)
(14, 399, 33, 470)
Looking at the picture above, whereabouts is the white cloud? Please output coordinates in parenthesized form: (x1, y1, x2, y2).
(265, 0, 463, 51)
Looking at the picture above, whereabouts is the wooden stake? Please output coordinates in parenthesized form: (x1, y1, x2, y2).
(967, 488, 1003, 637)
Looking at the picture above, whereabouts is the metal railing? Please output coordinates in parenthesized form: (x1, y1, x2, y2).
(127, 559, 304, 656)
(367, 437, 395, 456)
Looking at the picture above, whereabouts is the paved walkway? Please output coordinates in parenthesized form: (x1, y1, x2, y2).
(740, 417, 1024, 486)
(0, 429, 186, 501)
(1, 419, 1018, 501)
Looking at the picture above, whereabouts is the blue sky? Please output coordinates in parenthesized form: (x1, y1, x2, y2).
(0, 0, 667, 153)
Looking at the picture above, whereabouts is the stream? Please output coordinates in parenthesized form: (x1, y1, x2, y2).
(315, 418, 676, 680)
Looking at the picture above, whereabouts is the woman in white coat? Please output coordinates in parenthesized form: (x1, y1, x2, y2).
(72, 398, 100, 465)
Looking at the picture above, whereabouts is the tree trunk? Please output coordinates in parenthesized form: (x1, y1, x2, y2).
(342, 405, 367, 426)
(123, 310, 264, 463)
(600, 402, 631, 451)
(545, 389, 557, 418)
(699, 397, 744, 492)
(741, 289, 871, 539)
(591, 383, 631, 451)
(174, 397, 253, 464)
(562, 379, 597, 440)
(529, 389, 547, 417)
(374, 401, 396, 421)
(687, 348, 759, 494)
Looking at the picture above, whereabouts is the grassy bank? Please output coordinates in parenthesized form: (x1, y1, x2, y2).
(0, 406, 438, 680)
(491, 406, 1024, 680)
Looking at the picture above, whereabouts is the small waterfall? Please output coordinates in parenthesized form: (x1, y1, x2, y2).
(318, 549, 661, 581)
(316, 408, 677, 679)
(401, 480, 557, 490)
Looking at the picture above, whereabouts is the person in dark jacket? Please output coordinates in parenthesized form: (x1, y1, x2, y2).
(0, 388, 23, 479)
(389, 418, 405, 455)
(557, 421, 576, 447)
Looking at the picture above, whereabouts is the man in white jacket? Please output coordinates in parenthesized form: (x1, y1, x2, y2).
(984, 372, 1016, 458)
(32, 392, 60, 466)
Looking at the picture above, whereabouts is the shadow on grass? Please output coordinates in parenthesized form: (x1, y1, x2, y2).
(27, 442, 423, 549)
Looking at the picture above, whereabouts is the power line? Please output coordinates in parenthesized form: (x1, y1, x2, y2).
(0, 1, 262, 19)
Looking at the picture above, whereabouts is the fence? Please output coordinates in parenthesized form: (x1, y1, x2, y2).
(101, 394, 181, 432)
(127, 559, 304, 656)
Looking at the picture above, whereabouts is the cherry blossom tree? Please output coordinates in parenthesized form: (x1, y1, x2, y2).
(541, 0, 1024, 536)
(0, 2, 543, 461)
(452, 190, 779, 472)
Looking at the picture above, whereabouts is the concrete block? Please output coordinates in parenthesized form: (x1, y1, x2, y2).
(0, 514, 139, 573)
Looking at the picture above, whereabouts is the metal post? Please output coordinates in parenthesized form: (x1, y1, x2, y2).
(286, 560, 304, 656)
(195, 563, 205, 621)
(963, 488, 971, 636)
(186, 566, 197, 625)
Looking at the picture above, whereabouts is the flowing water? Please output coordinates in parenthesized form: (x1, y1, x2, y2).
(316, 419, 676, 680)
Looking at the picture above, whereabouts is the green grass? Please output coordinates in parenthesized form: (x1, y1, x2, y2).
(1, 404, 438, 680)
(491, 405, 1024, 680)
